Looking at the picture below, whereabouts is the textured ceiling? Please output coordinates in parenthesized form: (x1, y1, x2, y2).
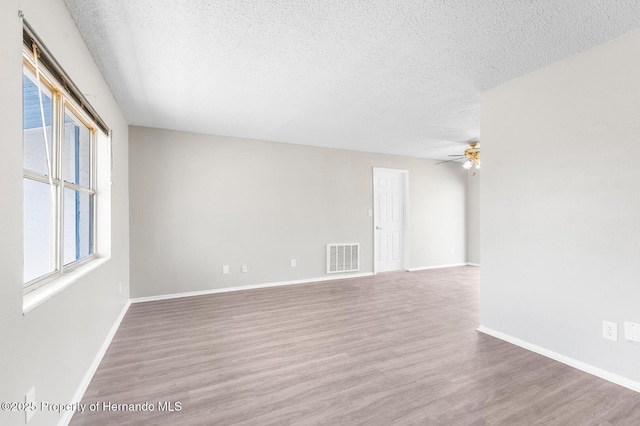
(63, 0, 640, 159)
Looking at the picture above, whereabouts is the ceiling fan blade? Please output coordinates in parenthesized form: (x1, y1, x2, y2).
(435, 156, 465, 165)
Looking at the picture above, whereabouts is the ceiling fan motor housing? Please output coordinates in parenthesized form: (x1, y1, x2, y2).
(464, 142, 480, 164)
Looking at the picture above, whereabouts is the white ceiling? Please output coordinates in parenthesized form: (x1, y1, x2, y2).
(63, 0, 640, 159)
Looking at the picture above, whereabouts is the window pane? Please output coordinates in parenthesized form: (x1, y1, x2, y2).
(63, 109, 91, 188)
(64, 189, 93, 265)
(23, 68, 53, 176)
(24, 179, 56, 283)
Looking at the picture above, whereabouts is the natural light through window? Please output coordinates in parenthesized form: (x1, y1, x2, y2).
(23, 50, 98, 291)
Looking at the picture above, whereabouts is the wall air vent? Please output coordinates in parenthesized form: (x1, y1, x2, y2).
(327, 243, 360, 274)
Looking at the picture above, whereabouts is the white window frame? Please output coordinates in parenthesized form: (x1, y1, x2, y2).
(23, 48, 98, 294)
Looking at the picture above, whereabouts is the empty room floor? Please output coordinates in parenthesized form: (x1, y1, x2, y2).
(70, 267, 640, 425)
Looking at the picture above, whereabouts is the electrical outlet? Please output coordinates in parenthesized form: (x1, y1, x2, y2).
(602, 321, 618, 341)
(291, 259, 297, 267)
(241, 265, 247, 273)
(222, 265, 229, 274)
(624, 321, 640, 343)
(118, 282, 122, 294)
(25, 387, 35, 423)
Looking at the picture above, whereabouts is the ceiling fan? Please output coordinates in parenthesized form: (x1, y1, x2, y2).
(436, 141, 480, 170)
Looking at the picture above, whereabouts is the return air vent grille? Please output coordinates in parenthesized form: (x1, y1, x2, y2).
(327, 243, 360, 274)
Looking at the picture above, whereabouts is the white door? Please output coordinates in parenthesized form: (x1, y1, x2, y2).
(374, 168, 406, 272)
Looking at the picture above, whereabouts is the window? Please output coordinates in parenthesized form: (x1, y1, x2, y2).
(23, 42, 99, 291)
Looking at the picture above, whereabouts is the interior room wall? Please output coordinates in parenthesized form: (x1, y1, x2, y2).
(129, 126, 468, 298)
(0, 1, 130, 425)
(481, 30, 640, 385)
(466, 171, 481, 265)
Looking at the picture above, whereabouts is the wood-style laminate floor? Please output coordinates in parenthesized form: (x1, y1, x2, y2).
(71, 267, 640, 425)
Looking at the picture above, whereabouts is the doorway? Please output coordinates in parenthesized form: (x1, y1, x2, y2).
(373, 168, 409, 273)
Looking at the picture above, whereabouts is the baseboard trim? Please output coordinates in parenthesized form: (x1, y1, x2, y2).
(477, 325, 640, 394)
(407, 263, 468, 272)
(60, 300, 131, 426)
(131, 272, 376, 304)
(466, 262, 481, 267)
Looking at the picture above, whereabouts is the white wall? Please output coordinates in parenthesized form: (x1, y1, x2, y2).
(0, 1, 130, 425)
(129, 126, 468, 298)
(466, 171, 480, 265)
(481, 30, 640, 384)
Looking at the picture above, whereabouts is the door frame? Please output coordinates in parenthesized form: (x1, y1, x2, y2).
(372, 167, 410, 274)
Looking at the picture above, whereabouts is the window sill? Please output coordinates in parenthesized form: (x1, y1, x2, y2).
(23, 257, 109, 314)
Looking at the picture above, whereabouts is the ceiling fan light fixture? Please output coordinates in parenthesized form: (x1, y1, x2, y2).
(438, 140, 480, 169)
(461, 140, 480, 171)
